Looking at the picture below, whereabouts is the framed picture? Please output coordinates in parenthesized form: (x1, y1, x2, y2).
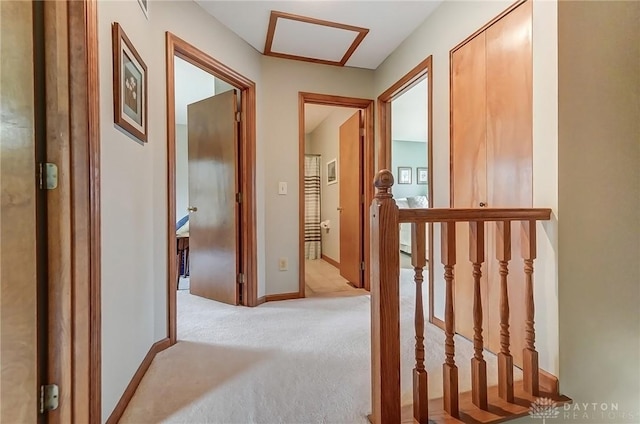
(397, 166, 412, 184)
(112, 23, 148, 143)
(137, 0, 149, 19)
(327, 159, 338, 185)
(417, 167, 428, 184)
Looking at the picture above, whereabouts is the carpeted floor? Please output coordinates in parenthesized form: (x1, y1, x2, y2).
(120, 269, 516, 423)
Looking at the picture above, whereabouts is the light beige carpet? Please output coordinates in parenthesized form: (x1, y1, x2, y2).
(120, 269, 517, 423)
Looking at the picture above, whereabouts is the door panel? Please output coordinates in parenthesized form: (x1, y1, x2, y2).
(485, 0, 532, 365)
(188, 90, 239, 305)
(0, 1, 39, 421)
(451, 32, 488, 341)
(339, 111, 363, 287)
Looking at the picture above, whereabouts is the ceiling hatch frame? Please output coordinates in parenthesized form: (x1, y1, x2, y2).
(264, 10, 369, 67)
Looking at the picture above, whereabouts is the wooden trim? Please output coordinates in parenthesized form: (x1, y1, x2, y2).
(265, 292, 302, 302)
(52, 0, 102, 422)
(264, 11, 369, 67)
(256, 296, 267, 306)
(105, 338, 171, 424)
(321, 254, 340, 269)
(450, 0, 527, 55)
(298, 92, 375, 298)
(165, 33, 259, 344)
(539, 368, 560, 396)
(398, 208, 552, 223)
(377, 56, 435, 335)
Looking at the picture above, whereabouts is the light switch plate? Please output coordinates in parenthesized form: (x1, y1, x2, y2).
(278, 182, 287, 195)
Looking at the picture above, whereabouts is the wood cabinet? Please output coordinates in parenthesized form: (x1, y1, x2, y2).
(450, 0, 532, 366)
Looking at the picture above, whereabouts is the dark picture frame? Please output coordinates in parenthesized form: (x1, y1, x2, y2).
(112, 23, 148, 143)
(327, 158, 338, 185)
(417, 167, 428, 184)
(398, 166, 412, 184)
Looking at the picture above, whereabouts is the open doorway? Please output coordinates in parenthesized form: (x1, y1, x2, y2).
(173, 56, 237, 296)
(166, 34, 258, 343)
(303, 105, 367, 297)
(390, 78, 430, 271)
(298, 93, 375, 298)
(378, 56, 435, 324)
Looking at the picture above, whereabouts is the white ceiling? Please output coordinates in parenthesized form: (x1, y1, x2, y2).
(304, 78, 427, 139)
(195, 1, 443, 69)
(174, 56, 216, 125)
(391, 77, 428, 142)
(304, 104, 356, 134)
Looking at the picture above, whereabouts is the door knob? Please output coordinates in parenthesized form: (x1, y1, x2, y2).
(187, 206, 198, 212)
(479, 202, 487, 208)
(337, 207, 343, 211)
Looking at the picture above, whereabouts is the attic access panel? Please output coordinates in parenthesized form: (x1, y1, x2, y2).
(264, 11, 369, 67)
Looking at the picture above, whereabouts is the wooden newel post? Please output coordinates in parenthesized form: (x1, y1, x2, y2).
(370, 170, 401, 424)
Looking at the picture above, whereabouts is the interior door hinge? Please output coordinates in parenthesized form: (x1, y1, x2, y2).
(38, 163, 58, 190)
(237, 273, 245, 285)
(40, 384, 59, 413)
(236, 192, 242, 203)
(235, 111, 242, 122)
(360, 262, 365, 271)
(359, 128, 365, 137)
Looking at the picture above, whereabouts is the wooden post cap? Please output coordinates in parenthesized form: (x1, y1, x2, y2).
(374, 169, 394, 198)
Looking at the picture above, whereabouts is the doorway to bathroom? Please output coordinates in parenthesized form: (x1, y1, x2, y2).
(298, 93, 374, 298)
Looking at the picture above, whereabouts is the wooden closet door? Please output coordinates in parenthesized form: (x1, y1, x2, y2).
(451, 32, 488, 341)
(485, 0, 532, 366)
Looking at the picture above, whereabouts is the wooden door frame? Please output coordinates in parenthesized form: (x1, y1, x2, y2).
(165, 33, 258, 343)
(377, 56, 438, 328)
(42, 0, 102, 422)
(298, 93, 375, 296)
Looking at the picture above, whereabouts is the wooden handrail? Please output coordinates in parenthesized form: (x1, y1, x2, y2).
(370, 170, 554, 423)
(398, 208, 551, 223)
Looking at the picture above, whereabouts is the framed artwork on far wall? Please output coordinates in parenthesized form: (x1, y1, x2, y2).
(327, 158, 338, 185)
(397, 166, 412, 184)
(112, 22, 148, 143)
(417, 167, 428, 184)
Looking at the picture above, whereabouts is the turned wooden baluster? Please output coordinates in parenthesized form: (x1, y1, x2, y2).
(411, 222, 428, 423)
(521, 220, 540, 396)
(469, 221, 488, 410)
(441, 222, 459, 418)
(496, 221, 514, 402)
(370, 170, 401, 424)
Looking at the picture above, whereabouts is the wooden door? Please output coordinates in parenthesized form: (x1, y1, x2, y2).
(0, 1, 40, 421)
(339, 111, 364, 287)
(450, 1, 532, 365)
(485, 0, 532, 365)
(187, 90, 239, 305)
(451, 31, 488, 342)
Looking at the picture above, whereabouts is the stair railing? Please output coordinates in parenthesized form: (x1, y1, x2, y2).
(370, 169, 551, 423)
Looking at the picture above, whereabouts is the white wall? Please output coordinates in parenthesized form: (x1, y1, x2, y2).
(308, 107, 358, 263)
(373, 0, 560, 375)
(175, 124, 189, 220)
(391, 140, 428, 200)
(261, 56, 374, 295)
(557, 0, 640, 415)
(97, 0, 263, 420)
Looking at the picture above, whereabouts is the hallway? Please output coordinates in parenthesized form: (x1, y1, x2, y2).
(120, 269, 515, 423)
